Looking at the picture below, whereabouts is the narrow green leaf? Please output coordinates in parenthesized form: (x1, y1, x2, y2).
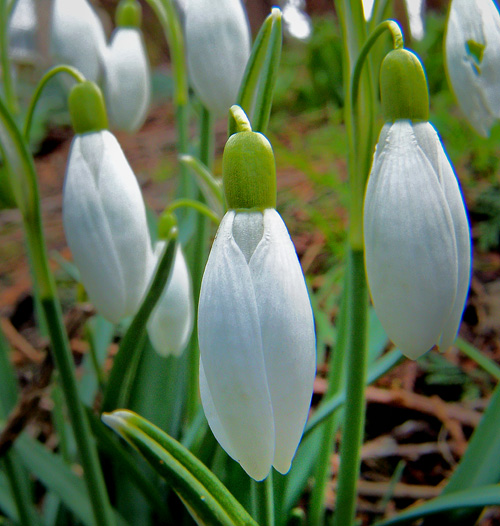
(376, 485, 500, 526)
(0, 471, 19, 522)
(102, 238, 177, 412)
(304, 348, 403, 436)
(103, 410, 258, 526)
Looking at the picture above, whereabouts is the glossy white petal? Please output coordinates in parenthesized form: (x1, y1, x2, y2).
(184, 0, 251, 116)
(62, 131, 152, 323)
(364, 121, 460, 360)
(412, 123, 472, 351)
(198, 211, 275, 481)
(249, 209, 316, 474)
(103, 28, 151, 133)
(147, 243, 193, 357)
(51, 0, 106, 83)
(445, 0, 500, 136)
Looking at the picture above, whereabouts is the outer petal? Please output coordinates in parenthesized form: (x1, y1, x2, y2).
(51, 0, 106, 83)
(198, 212, 274, 480)
(445, 0, 500, 136)
(363, 121, 458, 359)
(103, 28, 151, 133)
(185, 0, 251, 116)
(147, 243, 194, 357)
(412, 123, 472, 350)
(62, 131, 152, 323)
(248, 209, 316, 474)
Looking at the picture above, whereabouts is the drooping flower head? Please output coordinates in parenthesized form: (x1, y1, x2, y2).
(63, 81, 153, 323)
(445, 0, 500, 136)
(363, 49, 471, 360)
(103, 0, 151, 132)
(51, 0, 106, 83)
(184, 0, 251, 116)
(198, 107, 316, 480)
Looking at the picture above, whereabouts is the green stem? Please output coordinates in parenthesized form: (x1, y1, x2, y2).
(0, 0, 18, 114)
(167, 198, 221, 225)
(24, 65, 85, 141)
(332, 249, 369, 526)
(456, 337, 500, 381)
(309, 272, 350, 525)
(263, 474, 275, 526)
(185, 107, 213, 424)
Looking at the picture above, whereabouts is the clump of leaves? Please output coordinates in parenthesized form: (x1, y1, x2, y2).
(472, 185, 500, 252)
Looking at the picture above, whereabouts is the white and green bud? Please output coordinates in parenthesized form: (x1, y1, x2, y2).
(184, 0, 251, 116)
(63, 81, 153, 323)
(103, 0, 151, 133)
(51, 0, 106, 83)
(445, 0, 500, 136)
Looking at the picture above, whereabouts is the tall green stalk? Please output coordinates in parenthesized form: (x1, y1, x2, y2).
(0, 0, 18, 114)
(186, 106, 213, 423)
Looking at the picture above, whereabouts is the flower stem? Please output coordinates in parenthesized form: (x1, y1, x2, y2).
(166, 198, 221, 225)
(24, 65, 85, 141)
(0, 0, 18, 114)
(331, 249, 368, 526)
(185, 106, 213, 423)
(252, 474, 275, 526)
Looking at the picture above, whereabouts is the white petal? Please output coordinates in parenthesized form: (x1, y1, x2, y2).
(185, 0, 251, 116)
(147, 244, 194, 357)
(445, 0, 500, 136)
(51, 0, 106, 83)
(198, 212, 274, 480)
(103, 28, 151, 133)
(364, 122, 458, 359)
(62, 131, 152, 323)
(248, 209, 316, 474)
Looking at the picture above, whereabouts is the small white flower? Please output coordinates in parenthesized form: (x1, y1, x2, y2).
(63, 130, 153, 323)
(147, 242, 194, 357)
(8, 0, 37, 63)
(51, 0, 106, 82)
(445, 0, 500, 136)
(363, 120, 471, 360)
(198, 209, 316, 481)
(103, 27, 151, 132)
(184, 0, 251, 116)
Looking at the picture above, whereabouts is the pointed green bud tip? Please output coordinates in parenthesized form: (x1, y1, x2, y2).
(68, 81, 108, 134)
(224, 108, 276, 210)
(380, 48, 429, 122)
(158, 212, 178, 240)
(116, 0, 142, 28)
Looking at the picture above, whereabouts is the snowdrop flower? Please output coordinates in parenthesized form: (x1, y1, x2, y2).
(147, 242, 193, 357)
(364, 49, 471, 360)
(198, 107, 316, 480)
(445, 0, 500, 136)
(184, 0, 251, 116)
(8, 0, 37, 63)
(103, 0, 151, 132)
(63, 82, 153, 323)
(51, 0, 106, 83)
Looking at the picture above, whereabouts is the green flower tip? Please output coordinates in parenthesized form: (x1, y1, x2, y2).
(380, 48, 429, 122)
(116, 0, 142, 28)
(68, 81, 108, 134)
(158, 212, 178, 240)
(223, 124, 277, 210)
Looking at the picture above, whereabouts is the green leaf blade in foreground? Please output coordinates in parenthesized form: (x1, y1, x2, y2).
(375, 485, 500, 526)
(103, 410, 258, 526)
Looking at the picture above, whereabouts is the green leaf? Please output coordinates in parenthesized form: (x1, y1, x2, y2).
(0, 471, 19, 522)
(231, 7, 283, 135)
(102, 238, 177, 412)
(103, 410, 258, 526)
(376, 485, 500, 526)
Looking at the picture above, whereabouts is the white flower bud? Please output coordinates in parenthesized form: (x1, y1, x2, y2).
(62, 130, 153, 323)
(198, 209, 316, 480)
(184, 0, 251, 116)
(103, 27, 151, 132)
(363, 120, 471, 360)
(147, 242, 194, 357)
(445, 0, 500, 136)
(51, 0, 106, 82)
